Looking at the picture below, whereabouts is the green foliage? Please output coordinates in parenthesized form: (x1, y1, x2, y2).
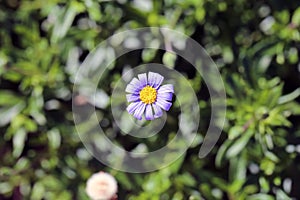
(1, 0, 300, 199)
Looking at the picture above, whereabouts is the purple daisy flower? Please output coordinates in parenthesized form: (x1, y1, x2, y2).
(125, 72, 174, 120)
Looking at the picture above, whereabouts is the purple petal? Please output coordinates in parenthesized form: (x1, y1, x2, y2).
(153, 73, 164, 88)
(157, 84, 174, 93)
(148, 72, 156, 86)
(145, 104, 154, 120)
(156, 98, 172, 111)
(152, 103, 163, 118)
(157, 92, 173, 101)
(129, 77, 141, 86)
(138, 73, 147, 87)
(148, 72, 164, 88)
(133, 103, 146, 120)
(126, 94, 140, 102)
(126, 101, 142, 114)
(125, 78, 142, 93)
(125, 84, 138, 93)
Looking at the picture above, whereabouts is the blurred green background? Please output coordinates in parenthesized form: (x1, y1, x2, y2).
(1, 0, 300, 199)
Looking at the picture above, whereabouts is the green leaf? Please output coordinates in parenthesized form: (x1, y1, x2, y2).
(211, 177, 228, 191)
(166, 154, 185, 174)
(229, 155, 247, 182)
(41, 175, 63, 190)
(265, 151, 279, 163)
(51, 6, 77, 43)
(228, 126, 244, 140)
(12, 128, 27, 158)
(228, 179, 245, 194)
(260, 158, 276, 175)
(0, 102, 25, 127)
(47, 128, 61, 149)
(199, 183, 214, 199)
(278, 88, 300, 104)
(0, 90, 22, 106)
(31, 182, 45, 200)
(0, 182, 13, 194)
(259, 177, 270, 192)
(247, 193, 275, 200)
(275, 189, 292, 200)
(279, 102, 300, 115)
(173, 192, 184, 200)
(143, 172, 171, 194)
(56, 191, 72, 200)
(226, 130, 253, 158)
(14, 158, 30, 171)
(115, 172, 133, 190)
(177, 173, 197, 187)
(267, 84, 283, 108)
(162, 52, 177, 68)
(244, 185, 258, 195)
(216, 140, 233, 167)
(292, 7, 300, 26)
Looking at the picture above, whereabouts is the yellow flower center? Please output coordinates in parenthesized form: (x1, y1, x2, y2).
(139, 86, 157, 104)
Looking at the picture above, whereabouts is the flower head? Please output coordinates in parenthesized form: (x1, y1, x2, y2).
(126, 72, 174, 120)
(86, 172, 118, 200)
